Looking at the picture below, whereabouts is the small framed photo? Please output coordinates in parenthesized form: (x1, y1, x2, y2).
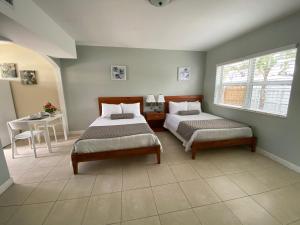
(178, 67, 191, 81)
(111, 65, 127, 80)
(20, 70, 37, 85)
(0, 63, 18, 80)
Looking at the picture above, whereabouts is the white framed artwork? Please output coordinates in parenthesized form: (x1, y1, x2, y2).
(20, 70, 38, 85)
(0, 63, 19, 81)
(178, 66, 190, 81)
(111, 65, 127, 80)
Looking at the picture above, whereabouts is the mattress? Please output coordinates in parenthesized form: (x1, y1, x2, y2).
(163, 113, 253, 151)
(74, 115, 162, 153)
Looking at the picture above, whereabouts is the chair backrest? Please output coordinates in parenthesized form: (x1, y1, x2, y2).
(7, 120, 31, 134)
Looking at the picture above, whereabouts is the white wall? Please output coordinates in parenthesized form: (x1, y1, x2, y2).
(0, 0, 76, 58)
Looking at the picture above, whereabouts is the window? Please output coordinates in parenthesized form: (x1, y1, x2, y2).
(214, 46, 298, 117)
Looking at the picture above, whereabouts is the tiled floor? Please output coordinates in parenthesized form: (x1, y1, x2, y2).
(1, 132, 300, 225)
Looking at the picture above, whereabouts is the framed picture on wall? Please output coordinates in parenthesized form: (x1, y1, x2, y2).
(20, 70, 37, 85)
(0, 63, 18, 80)
(111, 65, 127, 80)
(178, 66, 191, 81)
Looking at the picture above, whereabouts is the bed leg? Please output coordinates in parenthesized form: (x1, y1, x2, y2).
(192, 147, 196, 160)
(251, 144, 256, 152)
(251, 137, 257, 152)
(251, 142, 256, 152)
(72, 159, 78, 175)
(156, 151, 161, 164)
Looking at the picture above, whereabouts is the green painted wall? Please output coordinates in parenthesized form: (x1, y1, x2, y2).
(0, 142, 10, 186)
(204, 12, 300, 166)
(62, 46, 206, 131)
(60, 11, 300, 167)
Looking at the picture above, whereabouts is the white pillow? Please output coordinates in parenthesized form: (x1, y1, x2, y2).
(101, 103, 122, 118)
(188, 101, 202, 112)
(121, 103, 141, 117)
(169, 101, 188, 114)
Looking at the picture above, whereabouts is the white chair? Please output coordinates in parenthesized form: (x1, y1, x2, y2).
(7, 120, 48, 158)
(36, 120, 59, 143)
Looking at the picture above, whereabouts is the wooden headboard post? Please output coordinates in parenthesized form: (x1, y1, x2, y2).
(164, 95, 204, 113)
(98, 96, 144, 116)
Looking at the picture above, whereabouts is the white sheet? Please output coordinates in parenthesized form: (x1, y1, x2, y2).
(164, 113, 253, 151)
(74, 115, 162, 153)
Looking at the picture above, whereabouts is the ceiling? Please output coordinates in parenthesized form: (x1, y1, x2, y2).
(33, 0, 300, 51)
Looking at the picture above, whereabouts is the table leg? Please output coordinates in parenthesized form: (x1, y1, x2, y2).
(62, 116, 68, 141)
(44, 124, 52, 153)
(34, 124, 41, 143)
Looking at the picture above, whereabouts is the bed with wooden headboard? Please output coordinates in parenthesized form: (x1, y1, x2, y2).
(71, 96, 161, 174)
(164, 95, 256, 159)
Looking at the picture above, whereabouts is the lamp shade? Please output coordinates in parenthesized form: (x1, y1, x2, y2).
(146, 94, 156, 103)
(157, 94, 165, 103)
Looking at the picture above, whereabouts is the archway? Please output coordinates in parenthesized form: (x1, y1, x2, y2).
(43, 56, 69, 133)
(0, 41, 69, 134)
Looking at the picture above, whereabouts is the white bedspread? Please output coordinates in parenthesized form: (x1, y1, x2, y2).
(163, 113, 252, 151)
(74, 115, 162, 153)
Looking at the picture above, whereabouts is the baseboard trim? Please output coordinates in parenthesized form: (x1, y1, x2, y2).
(0, 178, 13, 195)
(55, 130, 84, 136)
(69, 130, 85, 135)
(257, 147, 300, 173)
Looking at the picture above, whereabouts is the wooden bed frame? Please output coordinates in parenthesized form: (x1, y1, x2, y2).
(71, 96, 161, 174)
(164, 95, 257, 159)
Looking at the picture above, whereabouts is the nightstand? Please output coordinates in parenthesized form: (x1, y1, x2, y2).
(145, 112, 166, 131)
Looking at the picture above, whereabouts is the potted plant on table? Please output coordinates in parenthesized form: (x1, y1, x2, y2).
(43, 102, 57, 116)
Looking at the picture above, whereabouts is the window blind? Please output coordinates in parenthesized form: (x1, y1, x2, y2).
(214, 47, 298, 117)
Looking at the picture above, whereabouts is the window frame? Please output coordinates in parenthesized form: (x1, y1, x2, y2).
(214, 44, 298, 118)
